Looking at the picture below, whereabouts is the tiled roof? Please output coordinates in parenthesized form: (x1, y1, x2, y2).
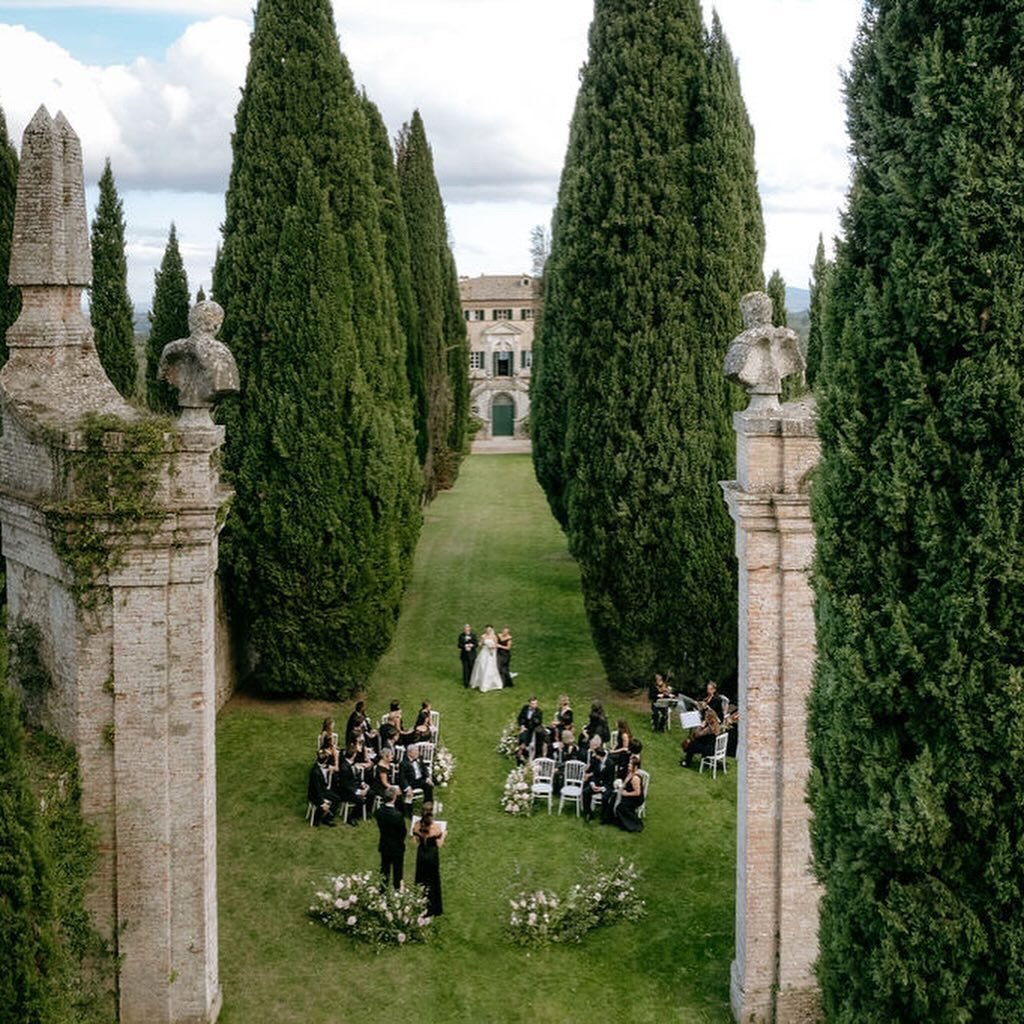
(458, 274, 539, 302)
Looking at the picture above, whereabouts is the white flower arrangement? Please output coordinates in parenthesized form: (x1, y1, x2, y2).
(431, 746, 455, 788)
(501, 763, 533, 815)
(310, 871, 432, 948)
(507, 858, 645, 946)
(496, 719, 520, 758)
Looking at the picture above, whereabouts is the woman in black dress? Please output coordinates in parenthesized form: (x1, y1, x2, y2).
(615, 755, 645, 833)
(413, 802, 445, 917)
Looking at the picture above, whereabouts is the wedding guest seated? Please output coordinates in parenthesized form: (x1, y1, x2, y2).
(579, 700, 611, 747)
(412, 700, 434, 741)
(332, 743, 372, 823)
(317, 716, 338, 752)
(349, 730, 374, 767)
(398, 743, 434, 818)
(387, 700, 417, 747)
(307, 748, 341, 827)
(610, 719, 633, 777)
(553, 729, 584, 795)
(516, 697, 543, 763)
(319, 732, 341, 774)
(615, 755, 645, 832)
(369, 752, 392, 804)
(344, 703, 367, 745)
(548, 694, 573, 747)
(582, 737, 611, 822)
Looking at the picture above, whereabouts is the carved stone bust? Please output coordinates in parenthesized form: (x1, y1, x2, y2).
(723, 291, 804, 409)
(158, 300, 239, 423)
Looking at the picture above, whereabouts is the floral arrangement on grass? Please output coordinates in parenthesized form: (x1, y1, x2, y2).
(496, 719, 519, 758)
(502, 763, 532, 815)
(310, 872, 432, 948)
(431, 746, 455, 788)
(508, 858, 645, 946)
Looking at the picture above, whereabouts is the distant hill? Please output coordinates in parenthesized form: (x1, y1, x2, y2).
(786, 286, 809, 312)
(133, 306, 150, 337)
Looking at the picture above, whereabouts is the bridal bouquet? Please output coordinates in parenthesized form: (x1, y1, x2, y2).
(431, 746, 455, 788)
(502, 763, 532, 815)
(310, 872, 432, 948)
(496, 719, 520, 758)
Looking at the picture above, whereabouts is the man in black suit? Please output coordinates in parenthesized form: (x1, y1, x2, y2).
(458, 623, 478, 686)
(398, 743, 433, 817)
(581, 737, 611, 822)
(374, 786, 407, 889)
(333, 744, 371, 824)
(307, 749, 341, 827)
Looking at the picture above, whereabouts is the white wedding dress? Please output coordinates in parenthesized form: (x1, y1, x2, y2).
(469, 635, 504, 692)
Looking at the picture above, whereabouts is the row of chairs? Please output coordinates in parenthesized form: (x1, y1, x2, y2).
(528, 757, 650, 818)
(380, 708, 441, 745)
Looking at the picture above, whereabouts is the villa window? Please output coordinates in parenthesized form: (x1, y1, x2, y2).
(520, 349, 532, 369)
(493, 350, 513, 377)
(493, 308, 513, 320)
(469, 351, 485, 370)
(520, 308, 533, 320)
(473, 309, 486, 321)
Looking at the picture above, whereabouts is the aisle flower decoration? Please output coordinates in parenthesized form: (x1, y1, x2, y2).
(431, 746, 455, 788)
(507, 858, 644, 946)
(310, 872, 432, 948)
(496, 719, 519, 758)
(502, 763, 532, 815)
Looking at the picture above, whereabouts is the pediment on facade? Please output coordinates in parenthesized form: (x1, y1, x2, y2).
(482, 323, 523, 338)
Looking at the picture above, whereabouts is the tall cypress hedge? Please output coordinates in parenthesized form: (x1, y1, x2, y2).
(0, 105, 19, 363)
(396, 111, 463, 498)
(809, 4, 1024, 1019)
(532, 0, 763, 689)
(805, 233, 832, 389)
(146, 223, 190, 411)
(214, 0, 419, 697)
(89, 160, 137, 398)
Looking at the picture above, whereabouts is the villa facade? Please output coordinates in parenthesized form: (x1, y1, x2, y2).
(459, 274, 537, 439)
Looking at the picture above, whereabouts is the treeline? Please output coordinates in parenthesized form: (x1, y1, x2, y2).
(531, 0, 764, 692)
(212, 0, 466, 697)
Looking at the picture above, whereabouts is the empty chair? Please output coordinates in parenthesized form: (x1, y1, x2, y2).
(558, 759, 587, 816)
(699, 732, 729, 778)
(429, 709, 441, 744)
(530, 757, 556, 813)
(415, 741, 435, 770)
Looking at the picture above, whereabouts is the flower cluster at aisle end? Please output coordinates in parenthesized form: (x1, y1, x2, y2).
(502, 763, 533, 815)
(310, 872, 432, 948)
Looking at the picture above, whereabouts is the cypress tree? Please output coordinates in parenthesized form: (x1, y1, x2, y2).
(442, 241, 469, 464)
(0, 679, 60, 1023)
(214, 0, 419, 697)
(766, 268, 787, 327)
(396, 111, 459, 498)
(89, 159, 137, 398)
(533, 0, 763, 688)
(809, 4, 1024, 1020)
(0, 105, 19, 363)
(146, 223, 190, 411)
(805, 233, 832, 388)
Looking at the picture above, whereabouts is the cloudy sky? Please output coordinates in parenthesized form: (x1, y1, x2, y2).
(0, 0, 863, 307)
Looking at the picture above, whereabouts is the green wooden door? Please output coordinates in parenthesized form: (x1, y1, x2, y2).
(492, 399, 514, 436)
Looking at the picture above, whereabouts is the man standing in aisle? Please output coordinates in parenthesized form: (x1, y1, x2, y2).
(457, 623, 478, 687)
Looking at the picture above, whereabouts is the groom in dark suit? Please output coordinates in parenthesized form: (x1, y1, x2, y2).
(457, 623, 478, 687)
(374, 786, 407, 889)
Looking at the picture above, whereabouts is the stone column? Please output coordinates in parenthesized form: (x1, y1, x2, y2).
(721, 293, 821, 1023)
(0, 108, 235, 1024)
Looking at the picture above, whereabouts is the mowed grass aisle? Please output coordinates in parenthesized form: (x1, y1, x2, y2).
(217, 454, 736, 1024)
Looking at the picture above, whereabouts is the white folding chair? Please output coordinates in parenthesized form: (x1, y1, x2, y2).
(636, 769, 650, 819)
(429, 709, 441, 744)
(699, 732, 729, 778)
(558, 760, 586, 816)
(414, 741, 435, 770)
(530, 757, 556, 813)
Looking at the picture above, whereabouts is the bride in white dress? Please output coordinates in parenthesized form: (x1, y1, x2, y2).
(469, 625, 504, 692)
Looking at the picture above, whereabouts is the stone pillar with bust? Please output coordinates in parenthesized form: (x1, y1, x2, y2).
(720, 291, 822, 1023)
(0, 107, 236, 1024)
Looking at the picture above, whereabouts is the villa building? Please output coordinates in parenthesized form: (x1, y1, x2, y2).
(459, 274, 538, 439)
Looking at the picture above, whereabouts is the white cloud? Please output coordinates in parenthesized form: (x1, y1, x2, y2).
(0, 0, 250, 13)
(0, 0, 863, 301)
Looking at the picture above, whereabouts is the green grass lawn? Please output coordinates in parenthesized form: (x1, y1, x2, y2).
(216, 454, 736, 1024)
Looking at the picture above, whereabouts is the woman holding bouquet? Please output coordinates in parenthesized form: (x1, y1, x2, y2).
(413, 802, 445, 917)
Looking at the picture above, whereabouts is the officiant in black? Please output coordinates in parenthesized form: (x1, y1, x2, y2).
(497, 626, 513, 687)
(457, 623, 478, 687)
